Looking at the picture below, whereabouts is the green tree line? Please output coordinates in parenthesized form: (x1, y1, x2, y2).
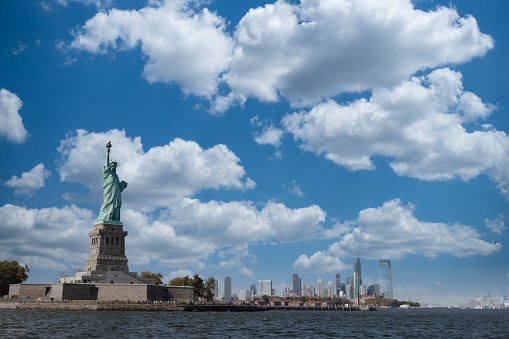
(169, 274, 216, 300)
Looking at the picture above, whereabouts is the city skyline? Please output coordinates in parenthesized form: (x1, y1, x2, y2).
(217, 258, 389, 302)
(1, 0, 509, 306)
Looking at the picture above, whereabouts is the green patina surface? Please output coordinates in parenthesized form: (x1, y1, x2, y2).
(96, 142, 128, 224)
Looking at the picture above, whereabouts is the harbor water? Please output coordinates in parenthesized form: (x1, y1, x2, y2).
(1, 307, 508, 338)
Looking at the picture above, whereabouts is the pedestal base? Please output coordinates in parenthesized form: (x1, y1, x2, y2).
(84, 223, 129, 273)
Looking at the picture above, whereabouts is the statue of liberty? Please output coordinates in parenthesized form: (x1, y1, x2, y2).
(96, 141, 128, 224)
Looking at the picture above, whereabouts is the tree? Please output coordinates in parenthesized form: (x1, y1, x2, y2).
(203, 277, 216, 301)
(0, 261, 28, 296)
(169, 274, 216, 300)
(169, 275, 191, 287)
(261, 295, 270, 304)
(140, 271, 163, 285)
(192, 274, 205, 298)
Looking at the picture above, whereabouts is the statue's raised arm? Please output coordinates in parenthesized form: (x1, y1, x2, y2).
(96, 141, 128, 224)
(105, 140, 111, 166)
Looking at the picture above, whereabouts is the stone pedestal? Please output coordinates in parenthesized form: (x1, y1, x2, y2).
(84, 223, 129, 273)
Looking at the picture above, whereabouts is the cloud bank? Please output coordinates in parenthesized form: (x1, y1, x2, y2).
(281, 68, 509, 198)
(0, 204, 94, 270)
(0, 197, 326, 272)
(69, 0, 493, 109)
(295, 199, 501, 273)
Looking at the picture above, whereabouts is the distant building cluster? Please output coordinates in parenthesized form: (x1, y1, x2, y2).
(215, 259, 393, 303)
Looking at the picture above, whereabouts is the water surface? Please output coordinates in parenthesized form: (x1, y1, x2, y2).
(1, 308, 508, 338)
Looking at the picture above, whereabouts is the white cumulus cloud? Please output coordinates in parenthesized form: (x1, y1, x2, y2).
(227, 0, 493, 104)
(160, 198, 326, 245)
(68, 0, 493, 112)
(70, 0, 234, 98)
(326, 199, 501, 259)
(293, 251, 349, 273)
(0, 88, 29, 143)
(57, 129, 255, 211)
(254, 125, 284, 147)
(0, 204, 95, 271)
(121, 198, 325, 268)
(4, 163, 51, 196)
(0, 196, 326, 273)
(282, 68, 509, 197)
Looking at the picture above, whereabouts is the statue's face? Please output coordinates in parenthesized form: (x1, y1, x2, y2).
(110, 163, 117, 172)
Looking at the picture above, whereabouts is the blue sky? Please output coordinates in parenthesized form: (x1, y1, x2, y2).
(1, 0, 508, 305)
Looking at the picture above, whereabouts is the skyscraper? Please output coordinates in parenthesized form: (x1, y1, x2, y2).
(258, 280, 272, 296)
(335, 273, 341, 296)
(327, 281, 334, 298)
(250, 283, 257, 297)
(354, 258, 362, 297)
(379, 260, 393, 299)
(317, 278, 324, 297)
(224, 276, 232, 302)
(293, 273, 301, 296)
(346, 277, 354, 299)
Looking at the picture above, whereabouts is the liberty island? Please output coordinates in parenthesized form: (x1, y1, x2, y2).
(7, 142, 192, 303)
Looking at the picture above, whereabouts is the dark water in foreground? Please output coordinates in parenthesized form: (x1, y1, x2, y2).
(1, 308, 508, 338)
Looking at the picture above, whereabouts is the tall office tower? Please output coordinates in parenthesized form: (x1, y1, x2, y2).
(327, 281, 334, 298)
(293, 274, 301, 296)
(317, 278, 324, 297)
(283, 285, 291, 297)
(354, 258, 362, 297)
(360, 284, 367, 296)
(250, 283, 257, 297)
(224, 276, 232, 302)
(340, 282, 346, 294)
(346, 277, 354, 299)
(239, 290, 251, 301)
(335, 273, 341, 296)
(258, 280, 272, 296)
(379, 260, 393, 299)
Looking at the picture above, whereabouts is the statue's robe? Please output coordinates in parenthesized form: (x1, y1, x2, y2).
(96, 164, 126, 223)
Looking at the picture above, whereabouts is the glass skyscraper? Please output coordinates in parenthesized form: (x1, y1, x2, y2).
(293, 273, 301, 296)
(379, 260, 393, 299)
(354, 258, 362, 297)
(224, 276, 232, 302)
(258, 279, 272, 296)
(335, 273, 341, 297)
